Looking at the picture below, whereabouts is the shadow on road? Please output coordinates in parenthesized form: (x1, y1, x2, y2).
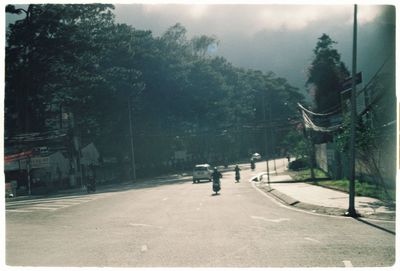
(354, 218, 396, 235)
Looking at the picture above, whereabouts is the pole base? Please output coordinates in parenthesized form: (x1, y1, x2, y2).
(345, 209, 360, 218)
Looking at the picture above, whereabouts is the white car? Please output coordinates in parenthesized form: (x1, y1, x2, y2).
(193, 164, 212, 183)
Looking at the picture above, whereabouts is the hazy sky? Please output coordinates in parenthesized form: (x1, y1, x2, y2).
(4, 2, 395, 95)
(114, 3, 395, 94)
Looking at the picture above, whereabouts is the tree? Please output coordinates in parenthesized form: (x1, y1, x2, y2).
(306, 34, 350, 112)
(5, 5, 305, 179)
(5, 4, 116, 135)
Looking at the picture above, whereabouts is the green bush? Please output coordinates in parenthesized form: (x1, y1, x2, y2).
(288, 158, 308, 171)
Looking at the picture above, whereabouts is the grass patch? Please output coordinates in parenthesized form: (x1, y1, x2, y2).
(288, 168, 329, 181)
(289, 168, 395, 202)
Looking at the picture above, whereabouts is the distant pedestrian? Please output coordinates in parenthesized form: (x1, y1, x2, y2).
(234, 165, 241, 182)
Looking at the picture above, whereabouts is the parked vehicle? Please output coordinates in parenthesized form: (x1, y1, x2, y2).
(193, 164, 212, 183)
(252, 153, 261, 160)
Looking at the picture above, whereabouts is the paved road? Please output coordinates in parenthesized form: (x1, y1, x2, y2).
(5, 166, 395, 267)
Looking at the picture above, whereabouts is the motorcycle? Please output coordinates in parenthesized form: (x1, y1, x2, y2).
(212, 179, 221, 194)
(235, 171, 240, 182)
(211, 168, 222, 195)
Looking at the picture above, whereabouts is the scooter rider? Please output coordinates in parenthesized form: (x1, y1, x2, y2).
(211, 167, 222, 194)
(234, 165, 241, 182)
(250, 158, 255, 170)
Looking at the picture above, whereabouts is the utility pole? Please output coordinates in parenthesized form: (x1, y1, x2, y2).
(70, 113, 83, 188)
(128, 96, 137, 181)
(347, 4, 358, 217)
(262, 91, 270, 183)
(27, 157, 31, 195)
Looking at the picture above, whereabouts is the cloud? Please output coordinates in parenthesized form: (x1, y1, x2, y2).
(113, 3, 392, 90)
(115, 4, 385, 37)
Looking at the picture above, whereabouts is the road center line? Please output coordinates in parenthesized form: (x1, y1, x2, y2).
(343, 260, 353, 267)
(250, 215, 290, 223)
(304, 237, 321, 243)
(129, 223, 162, 228)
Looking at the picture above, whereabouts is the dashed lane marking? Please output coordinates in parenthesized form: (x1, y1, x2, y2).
(128, 223, 163, 229)
(304, 237, 321, 243)
(250, 215, 290, 223)
(343, 260, 353, 267)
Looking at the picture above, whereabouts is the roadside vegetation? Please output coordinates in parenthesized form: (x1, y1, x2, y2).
(288, 168, 395, 203)
(5, 4, 304, 179)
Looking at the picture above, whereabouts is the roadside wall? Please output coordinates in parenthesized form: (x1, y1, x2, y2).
(315, 142, 395, 188)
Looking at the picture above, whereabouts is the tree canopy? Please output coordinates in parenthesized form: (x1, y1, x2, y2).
(306, 33, 349, 113)
(5, 4, 305, 178)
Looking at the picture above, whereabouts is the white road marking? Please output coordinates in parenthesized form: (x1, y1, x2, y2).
(343, 260, 353, 267)
(128, 223, 162, 229)
(25, 206, 59, 210)
(196, 207, 200, 211)
(33, 203, 71, 207)
(6, 209, 32, 213)
(5, 194, 109, 213)
(141, 245, 148, 252)
(250, 215, 290, 223)
(304, 237, 321, 243)
(162, 197, 168, 201)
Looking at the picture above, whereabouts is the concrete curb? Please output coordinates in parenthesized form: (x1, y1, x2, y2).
(268, 188, 300, 206)
(255, 182, 396, 221)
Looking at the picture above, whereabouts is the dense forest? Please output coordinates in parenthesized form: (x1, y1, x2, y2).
(5, 4, 305, 178)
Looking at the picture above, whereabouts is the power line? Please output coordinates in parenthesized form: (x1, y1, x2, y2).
(297, 103, 340, 116)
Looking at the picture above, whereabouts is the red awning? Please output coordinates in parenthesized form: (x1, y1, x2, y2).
(4, 150, 33, 162)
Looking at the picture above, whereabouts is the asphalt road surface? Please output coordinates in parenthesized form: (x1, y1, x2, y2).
(5, 166, 396, 267)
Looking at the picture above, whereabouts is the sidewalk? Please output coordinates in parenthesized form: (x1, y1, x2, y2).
(253, 173, 396, 221)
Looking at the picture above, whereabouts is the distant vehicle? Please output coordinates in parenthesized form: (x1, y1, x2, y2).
(252, 153, 261, 160)
(193, 164, 212, 183)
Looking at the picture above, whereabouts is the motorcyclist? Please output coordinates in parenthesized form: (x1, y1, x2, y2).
(211, 167, 222, 194)
(250, 158, 255, 170)
(234, 165, 241, 182)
